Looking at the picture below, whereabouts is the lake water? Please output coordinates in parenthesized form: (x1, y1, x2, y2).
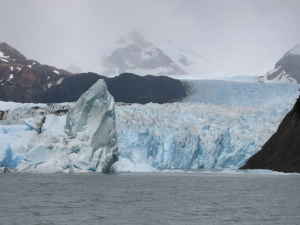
(1, 171, 299, 225)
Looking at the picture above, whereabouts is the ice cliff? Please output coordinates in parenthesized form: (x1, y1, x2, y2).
(114, 102, 292, 170)
(0, 79, 118, 173)
(113, 81, 300, 171)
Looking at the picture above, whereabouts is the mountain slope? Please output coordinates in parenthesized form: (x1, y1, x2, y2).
(240, 95, 300, 173)
(0, 42, 72, 102)
(260, 45, 300, 84)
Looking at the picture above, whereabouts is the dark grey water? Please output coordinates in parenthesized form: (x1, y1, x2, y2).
(0, 172, 299, 225)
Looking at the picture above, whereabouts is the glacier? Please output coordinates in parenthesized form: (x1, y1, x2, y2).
(0, 80, 299, 172)
(113, 80, 300, 171)
(1, 79, 119, 173)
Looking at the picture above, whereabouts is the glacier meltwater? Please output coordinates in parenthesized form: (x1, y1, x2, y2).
(0, 80, 299, 172)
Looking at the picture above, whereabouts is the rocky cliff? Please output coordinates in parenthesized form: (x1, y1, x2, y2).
(240, 95, 300, 173)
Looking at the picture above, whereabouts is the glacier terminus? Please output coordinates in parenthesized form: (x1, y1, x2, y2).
(0, 79, 299, 173)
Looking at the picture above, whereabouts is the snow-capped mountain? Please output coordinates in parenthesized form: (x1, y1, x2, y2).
(260, 44, 300, 84)
(100, 31, 212, 76)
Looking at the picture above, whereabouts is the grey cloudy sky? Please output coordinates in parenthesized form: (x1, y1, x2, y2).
(0, 0, 299, 75)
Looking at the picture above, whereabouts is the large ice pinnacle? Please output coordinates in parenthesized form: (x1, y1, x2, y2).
(16, 79, 119, 173)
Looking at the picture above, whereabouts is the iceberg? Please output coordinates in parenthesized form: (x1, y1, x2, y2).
(16, 79, 118, 173)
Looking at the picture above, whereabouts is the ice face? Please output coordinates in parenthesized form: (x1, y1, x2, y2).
(114, 101, 293, 170)
(16, 79, 119, 173)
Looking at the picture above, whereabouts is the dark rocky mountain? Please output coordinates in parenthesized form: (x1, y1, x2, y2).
(260, 44, 300, 84)
(240, 95, 300, 173)
(43, 73, 188, 104)
(0, 42, 72, 102)
(0, 42, 187, 104)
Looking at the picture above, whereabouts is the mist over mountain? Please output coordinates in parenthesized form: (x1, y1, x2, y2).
(100, 31, 218, 76)
(1, 0, 300, 77)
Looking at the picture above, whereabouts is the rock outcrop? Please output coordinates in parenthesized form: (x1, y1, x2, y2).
(260, 45, 300, 84)
(16, 79, 118, 173)
(240, 95, 300, 173)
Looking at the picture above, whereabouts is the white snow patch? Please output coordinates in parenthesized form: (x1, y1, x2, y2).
(7, 74, 14, 81)
(10, 66, 13, 71)
(56, 78, 64, 84)
(43, 86, 46, 91)
(27, 65, 31, 68)
(47, 83, 52, 88)
(0, 51, 9, 59)
(53, 70, 59, 75)
(47, 76, 50, 79)
(0, 58, 8, 62)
